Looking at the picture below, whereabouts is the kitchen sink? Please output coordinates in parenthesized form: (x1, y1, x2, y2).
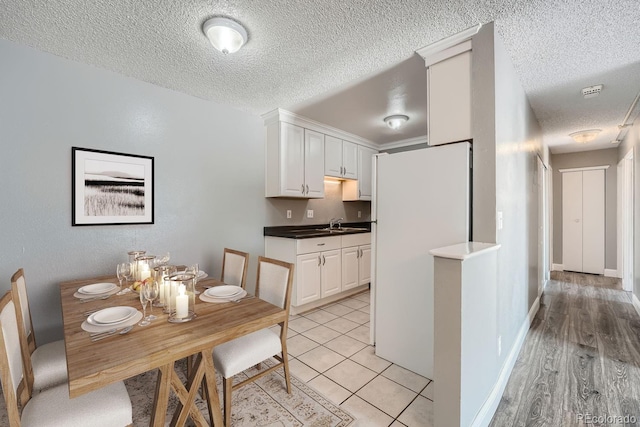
(315, 227, 368, 233)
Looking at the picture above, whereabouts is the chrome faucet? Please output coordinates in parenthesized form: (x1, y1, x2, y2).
(329, 218, 343, 229)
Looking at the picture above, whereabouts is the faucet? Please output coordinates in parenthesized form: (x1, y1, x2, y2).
(329, 218, 343, 230)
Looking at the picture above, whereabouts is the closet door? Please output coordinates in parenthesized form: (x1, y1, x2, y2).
(582, 170, 605, 274)
(562, 171, 583, 272)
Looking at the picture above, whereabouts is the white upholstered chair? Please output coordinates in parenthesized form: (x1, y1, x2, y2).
(0, 291, 133, 427)
(11, 268, 68, 394)
(221, 248, 250, 289)
(212, 256, 294, 426)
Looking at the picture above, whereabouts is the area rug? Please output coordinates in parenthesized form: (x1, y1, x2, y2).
(0, 358, 354, 426)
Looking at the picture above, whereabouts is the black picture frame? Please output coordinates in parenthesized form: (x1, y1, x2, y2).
(72, 147, 154, 226)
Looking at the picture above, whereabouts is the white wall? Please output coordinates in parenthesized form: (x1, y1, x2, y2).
(618, 119, 640, 301)
(0, 39, 268, 342)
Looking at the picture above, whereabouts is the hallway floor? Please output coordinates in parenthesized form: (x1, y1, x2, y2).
(490, 271, 640, 426)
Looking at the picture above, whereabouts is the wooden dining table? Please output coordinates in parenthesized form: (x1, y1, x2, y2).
(59, 275, 288, 427)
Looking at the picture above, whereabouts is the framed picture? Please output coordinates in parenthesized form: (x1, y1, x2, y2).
(72, 147, 154, 226)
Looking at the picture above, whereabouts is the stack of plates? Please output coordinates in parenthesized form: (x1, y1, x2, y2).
(199, 285, 246, 303)
(74, 282, 118, 299)
(81, 306, 142, 333)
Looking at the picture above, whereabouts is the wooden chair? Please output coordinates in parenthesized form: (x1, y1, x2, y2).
(0, 291, 133, 427)
(11, 268, 67, 394)
(221, 248, 250, 289)
(212, 256, 294, 426)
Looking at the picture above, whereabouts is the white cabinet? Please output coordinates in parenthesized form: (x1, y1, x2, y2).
(265, 121, 325, 198)
(341, 234, 372, 291)
(427, 49, 472, 146)
(325, 135, 358, 180)
(343, 146, 377, 201)
(265, 233, 371, 308)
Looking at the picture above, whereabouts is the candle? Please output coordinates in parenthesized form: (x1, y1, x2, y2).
(140, 264, 151, 281)
(175, 284, 188, 319)
(158, 277, 166, 304)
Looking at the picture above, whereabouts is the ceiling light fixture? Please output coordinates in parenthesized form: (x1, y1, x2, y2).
(384, 115, 409, 130)
(569, 129, 601, 143)
(202, 17, 248, 54)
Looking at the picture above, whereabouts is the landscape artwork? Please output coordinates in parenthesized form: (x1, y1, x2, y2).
(72, 147, 154, 225)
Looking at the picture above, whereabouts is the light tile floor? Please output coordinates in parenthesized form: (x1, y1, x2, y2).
(273, 290, 434, 426)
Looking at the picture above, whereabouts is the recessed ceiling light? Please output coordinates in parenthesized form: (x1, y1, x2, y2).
(569, 129, 601, 143)
(202, 17, 248, 54)
(384, 115, 409, 130)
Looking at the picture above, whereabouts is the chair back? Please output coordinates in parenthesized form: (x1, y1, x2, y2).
(221, 248, 249, 289)
(0, 291, 30, 425)
(11, 269, 35, 354)
(255, 257, 294, 312)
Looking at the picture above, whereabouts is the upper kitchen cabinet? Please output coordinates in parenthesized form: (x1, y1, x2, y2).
(265, 121, 325, 198)
(325, 135, 358, 180)
(343, 145, 377, 201)
(425, 42, 472, 146)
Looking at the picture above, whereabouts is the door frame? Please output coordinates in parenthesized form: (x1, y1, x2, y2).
(618, 149, 634, 291)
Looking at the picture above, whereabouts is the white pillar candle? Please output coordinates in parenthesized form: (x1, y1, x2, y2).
(140, 264, 151, 281)
(169, 282, 177, 313)
(175, 284, 188, 319)
(158, 277, 165, 304)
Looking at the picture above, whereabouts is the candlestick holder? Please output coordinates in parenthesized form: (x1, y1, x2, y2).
(166, 273, 196, 323)
(135, 255, 156, 282)
(154, 265, 176, 308)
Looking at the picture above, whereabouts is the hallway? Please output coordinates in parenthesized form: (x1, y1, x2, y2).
(490, 271, 640, 426)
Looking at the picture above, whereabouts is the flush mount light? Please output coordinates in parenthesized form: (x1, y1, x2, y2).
(569, 129, 601, 143)
(384, 115, 409, 130)
(202, 17, 248, 54)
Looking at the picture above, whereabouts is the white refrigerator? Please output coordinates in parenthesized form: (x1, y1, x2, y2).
(372, 142, 471, 378)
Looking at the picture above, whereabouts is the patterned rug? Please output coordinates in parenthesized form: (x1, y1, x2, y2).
(1, 359, 354, 426)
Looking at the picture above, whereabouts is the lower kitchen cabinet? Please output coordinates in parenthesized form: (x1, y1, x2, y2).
(265, 233, 371, 309)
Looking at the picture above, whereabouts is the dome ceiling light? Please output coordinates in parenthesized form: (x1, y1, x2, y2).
(384, 115, 409, 130)
(202, 17, 248, 54)
(569, 129, 601, 143)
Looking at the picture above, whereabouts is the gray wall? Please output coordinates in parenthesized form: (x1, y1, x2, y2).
(473, 23, 546, 375)
(0, 39, 376, 344)
(550, 148, 618, 270)
(618, 119, 640, 301)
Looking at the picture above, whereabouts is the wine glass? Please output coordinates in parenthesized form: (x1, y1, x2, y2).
(186, 263, 200, 284)
(116, 263, 130, 295)
(156, 252, 170, 266)
(144, 280, 159, 321)
(138, 283, 150, 327)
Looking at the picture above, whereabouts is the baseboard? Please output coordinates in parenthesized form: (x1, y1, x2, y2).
(470, 297, 539, 427)
(604, 269, 619, 278)
(633, 294, 640, 318)
(552, 264, 563, 271)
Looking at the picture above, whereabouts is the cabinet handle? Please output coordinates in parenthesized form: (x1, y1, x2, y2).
(341, 166, 344, 175)
(322, 255, 326, 265)
(359, 189, 361, 198)
(318, 256, 321, 266)
(317, 243, 325, 246)
(306, 184, 309, 194)
(343, 166, 347, 176)
(359, 249, 362, 257)
(301, 184, 305, 194)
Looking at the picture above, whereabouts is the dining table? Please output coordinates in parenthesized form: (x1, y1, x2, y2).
(59, 274, 288, 427)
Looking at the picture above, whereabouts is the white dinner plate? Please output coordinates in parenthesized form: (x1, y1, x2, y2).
(78, 282, 117, 295)
(205, 285, 243, 298)
(82, 311, 142, 333)
(199, 289, 247, 304)
(88, 306, 138, 325)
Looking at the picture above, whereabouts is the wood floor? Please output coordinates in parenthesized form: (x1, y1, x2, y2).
(490, 271, 640, 427)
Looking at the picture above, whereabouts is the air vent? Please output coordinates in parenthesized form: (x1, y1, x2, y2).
(582, 84, 603, 99)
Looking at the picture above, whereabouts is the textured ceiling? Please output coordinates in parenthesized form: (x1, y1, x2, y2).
(1, 0, 639, 152)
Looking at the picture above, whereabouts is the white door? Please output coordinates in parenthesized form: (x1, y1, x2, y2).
(537, 157, 548, 296)
(280, 122, 305, 197)
(359, 245, 372, 286)
(621, 152, 634, 291)
(582, 170, 605, 274)
(358, 146, 376, 200)
(321, 250, 342, 298)
(562, 171, 583, 272)
(324, 135, 342, 178)
(304, 129, 325, 198)
(296, 253, 321, 305)
(341, 247, 359, 291)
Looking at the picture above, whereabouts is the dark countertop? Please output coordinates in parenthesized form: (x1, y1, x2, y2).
(264, 222, 372, 239)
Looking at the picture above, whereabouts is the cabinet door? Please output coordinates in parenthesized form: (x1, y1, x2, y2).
(427, 50, 472, 146)
(296, 253, 321, 305)
(342, 247, 359, 291)
(304, 129, 325, 198)
(342, 141, 358, 179)
(321, 249, 342, 298)
(359, 245, 372, 286)
(324, 135, 343, 178)
(280, 122, 306, 197)
(358, 146, 377, 200)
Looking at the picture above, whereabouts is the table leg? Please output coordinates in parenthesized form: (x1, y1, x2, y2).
(151, 364, 172, 427)
(170, 354, 209, 426)
(202, 350, 224, 426)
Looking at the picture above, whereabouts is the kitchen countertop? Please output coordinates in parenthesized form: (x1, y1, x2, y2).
(264, 222, 372, 239)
